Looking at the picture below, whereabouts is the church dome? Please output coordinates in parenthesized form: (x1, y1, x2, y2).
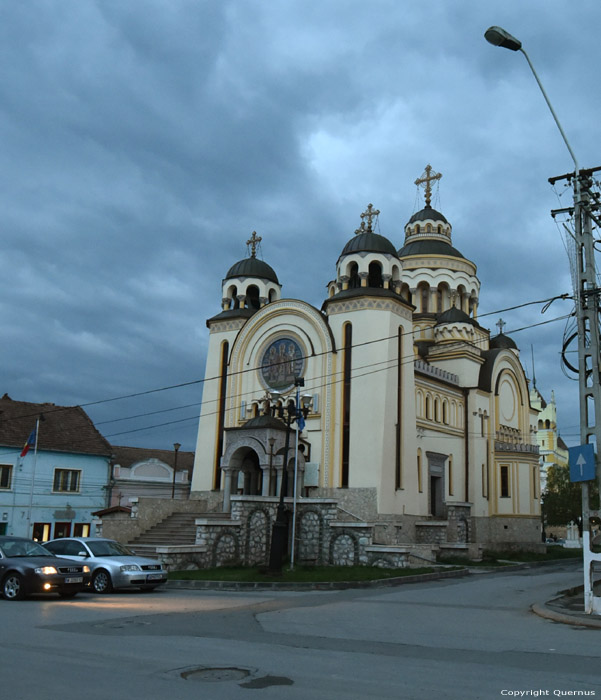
(340, 230, 398, 258)
(489, 333, 518, 350)
(220, 232, 282, 314)
(407, 205, 448, 225)
(398, 238, 465, 259)
(399, 204, 464, 259)
(436, 307, 477, 326)
(225, 257, 279, 284)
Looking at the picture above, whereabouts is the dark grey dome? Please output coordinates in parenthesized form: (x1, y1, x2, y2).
(490, 333, 518, 350)
(340, 231, 398, 258)
(407, 205, 448, 225)
(242, 414, 286, 430)
(225, 257, 279, 284)
(436, 307, 477, 326)
(398, 239, 465, 259)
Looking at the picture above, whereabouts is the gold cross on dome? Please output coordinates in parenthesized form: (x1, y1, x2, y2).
(359, 203, 380, 233)
(415, 164, 442, 207)
(246, 231, 262, 258)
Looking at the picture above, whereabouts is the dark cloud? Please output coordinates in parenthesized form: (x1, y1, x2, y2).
(0, 0, 597, 449)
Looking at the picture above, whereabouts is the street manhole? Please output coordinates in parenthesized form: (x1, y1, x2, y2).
(181, 667, 251, 682)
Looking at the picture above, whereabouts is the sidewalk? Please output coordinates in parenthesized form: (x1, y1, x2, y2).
(532, 580, 601, 628)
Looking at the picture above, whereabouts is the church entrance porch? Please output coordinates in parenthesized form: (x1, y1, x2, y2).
(220, 414, 307, 513)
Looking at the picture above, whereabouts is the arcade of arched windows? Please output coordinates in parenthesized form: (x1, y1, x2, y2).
(222, 281, 280, 311)
(337, 259, 401, 292)
(416, 389, 462, 429)
(408, 281, 478, 316)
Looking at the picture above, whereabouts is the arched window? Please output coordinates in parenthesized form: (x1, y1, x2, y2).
(348, 262, 360, 289)
(417, 449, 423, 493)
(246, 285, 260, 310)
(419, 283, 430, 313)
(269, 288, 277, 303)
(368, 261, 383, 288)
(416, 391, 423, 418)
(425, 395, 432, 420)
(231, 285, 240, 309)
(442, 400, 449, 425)
(434, 398, 440, 422)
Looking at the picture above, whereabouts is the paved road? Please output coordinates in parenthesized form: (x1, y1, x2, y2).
(1, 562, 599, 699)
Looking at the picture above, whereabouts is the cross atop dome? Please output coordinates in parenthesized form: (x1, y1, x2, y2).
(415, 164, 442, 207)
(246, 231, 262, 258)
(358, 203, 380, 234)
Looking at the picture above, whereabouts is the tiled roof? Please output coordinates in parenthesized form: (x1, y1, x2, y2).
(0, 394, 112, 456)
(111, 445, 195, 477)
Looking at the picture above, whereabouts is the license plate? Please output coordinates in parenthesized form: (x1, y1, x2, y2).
(147, 574, 164, 581)
(65, 576, 83, 584)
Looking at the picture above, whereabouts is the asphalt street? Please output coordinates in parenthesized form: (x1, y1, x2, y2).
(1, 562, 599, 700)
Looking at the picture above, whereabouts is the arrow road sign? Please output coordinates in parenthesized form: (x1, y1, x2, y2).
(568, 444, 596, 482)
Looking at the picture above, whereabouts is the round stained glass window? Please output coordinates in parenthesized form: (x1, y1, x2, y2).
(260, 338, 304, 391)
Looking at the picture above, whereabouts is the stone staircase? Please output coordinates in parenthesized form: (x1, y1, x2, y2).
(127, 511, 227, 555)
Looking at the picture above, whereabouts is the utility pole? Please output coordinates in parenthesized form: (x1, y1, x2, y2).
(551, 166, 601, 613)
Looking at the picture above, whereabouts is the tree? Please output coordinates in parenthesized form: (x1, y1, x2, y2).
(542, 464, 599, 536)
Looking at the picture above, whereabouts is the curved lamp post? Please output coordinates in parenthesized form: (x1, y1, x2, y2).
(485, 26, 601, 615)
(171, 442, 181, 499)
(484, 27, 578, 171)
(268, 377, 312, 574)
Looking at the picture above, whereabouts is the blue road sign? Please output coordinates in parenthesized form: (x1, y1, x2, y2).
(568, 444, 596, 482)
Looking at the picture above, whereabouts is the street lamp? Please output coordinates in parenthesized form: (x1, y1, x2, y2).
(268, 377, 312, 574)
(485, 26, 601, 614)
(484, 27, 578, 171)
(171, 442, 181, 499)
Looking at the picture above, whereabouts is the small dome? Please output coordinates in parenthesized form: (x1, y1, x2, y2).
(489, 333, 518, 350)
(225, 257, 279, 284)
(407, 205, 448, 225)
(436, 307, 477, 326)
(243, 414, 286, 430)
(340, 231, 398, 258)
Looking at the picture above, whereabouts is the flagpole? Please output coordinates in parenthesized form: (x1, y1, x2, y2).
(26, 417, 40, 539)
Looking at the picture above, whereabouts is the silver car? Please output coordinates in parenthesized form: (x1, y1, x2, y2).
(44, 537, 167, 593)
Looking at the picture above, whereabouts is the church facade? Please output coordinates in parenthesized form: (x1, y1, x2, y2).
(190, 168, 542, 564)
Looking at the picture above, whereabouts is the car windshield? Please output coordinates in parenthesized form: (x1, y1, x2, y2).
(0, 538, 53, 558)
(87, 540, 134, 557)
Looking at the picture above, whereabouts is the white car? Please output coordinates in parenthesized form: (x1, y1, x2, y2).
(44, 537, 167, 593)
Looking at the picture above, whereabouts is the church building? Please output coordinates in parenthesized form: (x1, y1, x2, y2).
(190, 167, 542, 566)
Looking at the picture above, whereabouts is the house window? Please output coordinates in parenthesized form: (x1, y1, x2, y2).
(54, 522, 71, 538)
(32, 522, 51, 542)
(0, 464, 12, 489)
(500, 465, 510, 498)
(53, 469, 81, 492)
(73, 523, 90, 537)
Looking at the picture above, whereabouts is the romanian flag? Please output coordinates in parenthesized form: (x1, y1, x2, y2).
(20, 427, 37, 457)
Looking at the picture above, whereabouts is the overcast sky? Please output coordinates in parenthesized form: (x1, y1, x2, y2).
(1, 0, 599, 452)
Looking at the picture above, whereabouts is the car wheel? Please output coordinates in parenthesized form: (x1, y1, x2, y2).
(2, 572, 25, 601)
(92, 569, 113, 594)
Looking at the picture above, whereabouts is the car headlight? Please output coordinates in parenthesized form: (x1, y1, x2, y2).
(120, 564, 142, 572)
(35, 566, 58, 575)
(83, 565, 90, 573)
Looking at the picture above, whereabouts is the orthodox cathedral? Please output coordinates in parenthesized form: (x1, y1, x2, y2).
(190, 167, 541, 566)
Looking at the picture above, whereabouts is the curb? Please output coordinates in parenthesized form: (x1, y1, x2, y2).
(531, 601, 601, 629)
(167, 566, 470, 592)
